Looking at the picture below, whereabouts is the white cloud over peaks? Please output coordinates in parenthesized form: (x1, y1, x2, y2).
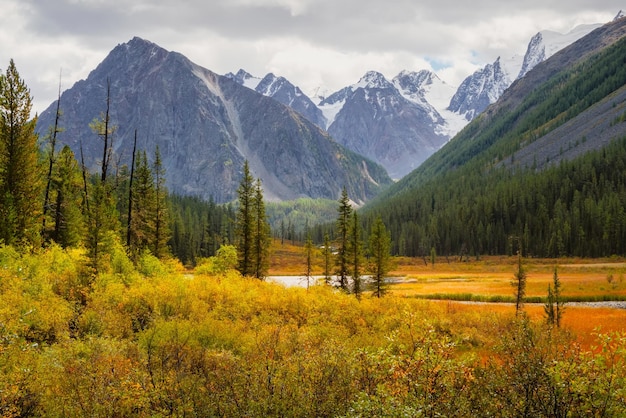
(0, 0, 622, 114)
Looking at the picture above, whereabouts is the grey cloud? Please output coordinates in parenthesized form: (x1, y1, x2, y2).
(8, 0, 625, 114)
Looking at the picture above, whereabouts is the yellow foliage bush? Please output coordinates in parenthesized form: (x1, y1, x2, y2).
(0, 245, 625, 416)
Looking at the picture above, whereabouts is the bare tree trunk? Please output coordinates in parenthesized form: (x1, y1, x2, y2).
(101, 78, 112, 183)
(79, 141, 89, 213)
(42, 72, 63, 240)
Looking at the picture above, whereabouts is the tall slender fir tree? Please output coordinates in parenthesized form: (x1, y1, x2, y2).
(369, 215, 392, 298)
(335, 187, 352, 291)
(252, 177, 270, 279)
(236, 161, 255, 277)
(0, 59, 42, 247)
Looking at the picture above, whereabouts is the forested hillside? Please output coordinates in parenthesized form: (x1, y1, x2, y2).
(364, 21, 626, 258)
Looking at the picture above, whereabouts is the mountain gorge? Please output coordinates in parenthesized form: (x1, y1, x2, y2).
(363, 16, 626, 258)
(35, 38, 391, 204)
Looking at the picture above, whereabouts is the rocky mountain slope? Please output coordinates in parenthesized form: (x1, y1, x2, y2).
(226, 69, 327, 128)
(35, 37, 391, 204)
(321, 71, 451, 179)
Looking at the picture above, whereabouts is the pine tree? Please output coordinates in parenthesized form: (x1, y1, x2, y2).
(335, 187, 352, 291)
(0, 59, 43, 247)
(236, 161, 255, 277)
(252, 177, 270, 279)
(369, 215, 392, 298)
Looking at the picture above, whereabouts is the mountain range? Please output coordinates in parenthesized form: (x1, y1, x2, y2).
(226, 19, 605, 178)
(34, 13, 618, 203)
(35, 38, 391, 204)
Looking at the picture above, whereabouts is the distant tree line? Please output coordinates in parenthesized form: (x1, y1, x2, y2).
(168, 194, 236, 266)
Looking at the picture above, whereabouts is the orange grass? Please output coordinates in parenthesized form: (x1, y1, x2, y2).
(269, 244, 626, 348)
(435, 301, 626, 350)
(390, 256, 626, 299)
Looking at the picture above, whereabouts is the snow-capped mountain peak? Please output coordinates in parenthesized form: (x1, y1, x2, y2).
(356, 71, 394, 90)
(257, 73, 289, 98)
(393, 70, 434, 96)
(227, 70, 326, 128)
(447, 56, 512, 121)
(517, 23, 601, 79)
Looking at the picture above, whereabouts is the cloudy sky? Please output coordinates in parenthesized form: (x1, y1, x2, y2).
(0, 0, 622, 114)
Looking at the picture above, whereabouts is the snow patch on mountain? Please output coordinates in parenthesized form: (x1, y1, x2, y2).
(319, 98, 346, 130)
(517, 24, 601, 79)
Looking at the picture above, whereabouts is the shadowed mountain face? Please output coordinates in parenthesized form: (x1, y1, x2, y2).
(35, 37, 391, 204)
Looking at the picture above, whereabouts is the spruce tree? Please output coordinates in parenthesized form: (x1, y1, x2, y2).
(51, 146, 84, 248)
(369, 215, 392, 298)
(545, 267, 565, 327)
(236, 161, 255, 276)
(129, 150, 155, 257)
(0, 59, 42, 247)
(252, 177, 270, 279)
(335, 187, 352, 291)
